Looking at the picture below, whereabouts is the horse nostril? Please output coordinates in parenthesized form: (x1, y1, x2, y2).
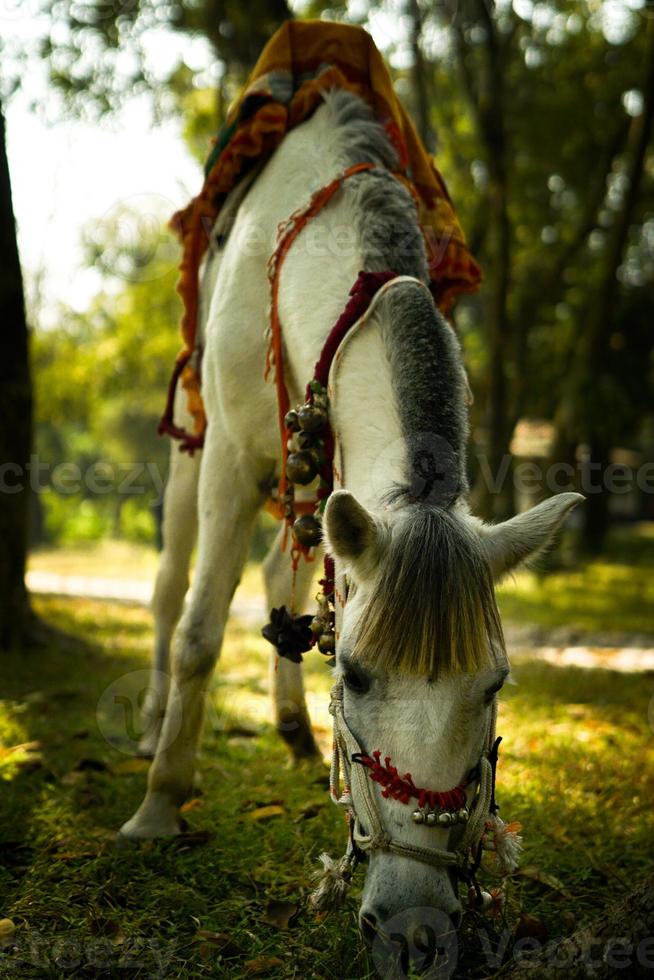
(359, 911, 378, 946)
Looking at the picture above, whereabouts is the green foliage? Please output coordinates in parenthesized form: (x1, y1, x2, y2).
(32, 232, 180, 547)
(427, 1, 654, 434)
(119, 498, 156, 545)
(41, 490, 113, 545)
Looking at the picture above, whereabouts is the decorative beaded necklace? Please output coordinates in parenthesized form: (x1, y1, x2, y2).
(260, 163, 401, 663)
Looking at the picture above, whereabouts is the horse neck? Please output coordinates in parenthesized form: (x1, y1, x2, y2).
(273, 109, 412, 513)
(328, 306, 407, 512)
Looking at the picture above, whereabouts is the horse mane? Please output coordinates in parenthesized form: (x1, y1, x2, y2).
(324, 89, 470, 505)
(322, 91, 495, 676)
(353, 498, 505, 679)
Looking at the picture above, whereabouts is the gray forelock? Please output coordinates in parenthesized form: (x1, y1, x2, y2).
(322, 88, 468, 504)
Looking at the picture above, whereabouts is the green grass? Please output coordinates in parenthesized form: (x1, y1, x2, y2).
(1, 582, 654, 978)
(496, 523, 654, 636)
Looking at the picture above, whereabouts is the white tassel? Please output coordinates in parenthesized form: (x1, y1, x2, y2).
(482, 815, 522, 875)
(308, 852, 352, 911)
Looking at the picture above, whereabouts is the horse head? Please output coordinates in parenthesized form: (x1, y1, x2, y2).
(321, 488, 582, 961)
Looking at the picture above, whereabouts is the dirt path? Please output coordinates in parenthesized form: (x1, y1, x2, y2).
(27, 570, 654, 672)
(26, 569, 266, 625)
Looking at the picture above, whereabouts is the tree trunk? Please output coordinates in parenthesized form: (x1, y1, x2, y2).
(406, 0, 436, 152)
(573, 16, 654, 553)
(503, 872, 654, 979)
(580, 434, 611, 554)
(450, 0, 513, 519)
(0, 102, 34, 649)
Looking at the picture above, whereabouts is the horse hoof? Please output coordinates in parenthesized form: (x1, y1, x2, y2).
(119, 794, 182, 840)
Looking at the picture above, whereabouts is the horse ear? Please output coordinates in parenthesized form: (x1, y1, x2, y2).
(323, 490, 386, 579)
(481, 492, 584, 580)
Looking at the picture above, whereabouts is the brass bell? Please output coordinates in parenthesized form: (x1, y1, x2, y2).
(412, 810, 424, 824)
(298, 404, 327, 432)
(286, 451, 318, 485)
(310, 616, 327, 636)
(284, 409, 300, 432)
(458, 808, 469, 824)
(317, 631, 336, 654)
(478, 890, 494, 912)
(293, 514, 323, 547)
(437, 811, 453, 827)
(426, 811, 437, 826)
(297, 430, 318, 451)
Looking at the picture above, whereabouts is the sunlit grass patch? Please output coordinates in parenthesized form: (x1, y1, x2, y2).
(497, 554, 654, 635)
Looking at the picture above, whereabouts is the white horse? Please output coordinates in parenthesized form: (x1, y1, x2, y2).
(121, 90, 581, 946)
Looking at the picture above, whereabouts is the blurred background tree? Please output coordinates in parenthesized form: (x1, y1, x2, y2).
(2, 0, 653, 647)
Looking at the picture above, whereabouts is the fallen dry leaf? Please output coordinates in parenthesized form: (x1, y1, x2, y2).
(172, 830, 214, 849)
(514, 913, 548, 944)
(194, 930, 243, 959)
(0, 919, 15, 948)
(260, 899, 298, 931)
(246, 805, 284, 822)
(295, 802, 324, 822)
(53, 851, 97, 862)
(0, 740, 42, 758)
(113, 758, 151, 776)
(180, 798, 204, 813)
(515, 865, 571, 898)
(245, 956, 285, 975)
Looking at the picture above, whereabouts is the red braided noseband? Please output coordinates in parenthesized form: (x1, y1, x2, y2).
(355, 751, 468, 811)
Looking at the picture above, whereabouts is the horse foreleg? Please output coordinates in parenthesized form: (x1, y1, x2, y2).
(120, 438, 262, 839)
(263, 529, 321, 761)
(138, 441, 200, 758)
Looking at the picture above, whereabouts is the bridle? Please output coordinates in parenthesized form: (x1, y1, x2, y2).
(320, 678, 504, 892)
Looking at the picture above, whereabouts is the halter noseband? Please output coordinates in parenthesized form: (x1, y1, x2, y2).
(327, 679, 500, 873)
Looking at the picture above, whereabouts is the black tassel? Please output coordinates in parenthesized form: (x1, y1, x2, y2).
(262, 605, 313, 663)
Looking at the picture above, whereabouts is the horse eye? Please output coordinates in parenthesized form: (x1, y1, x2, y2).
(484, 679, 505, 703)
(343, 665, 370, 695)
